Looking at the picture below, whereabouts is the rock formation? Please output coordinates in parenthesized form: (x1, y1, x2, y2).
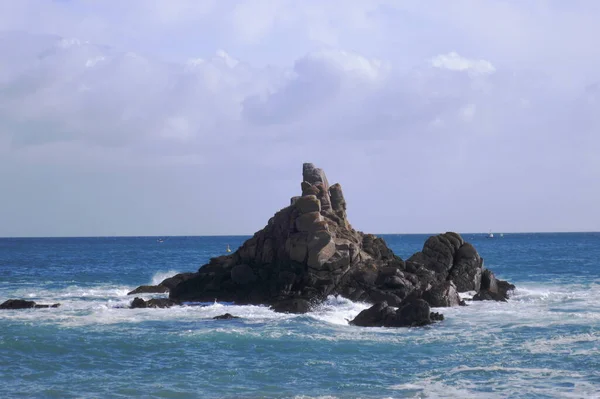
(134, 163, 514, 327)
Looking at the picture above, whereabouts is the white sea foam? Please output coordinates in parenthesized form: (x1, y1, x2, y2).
(187, 301, 294, 322)
(2, 280, 599, 345)
(58, 299, 296, 328)
(391, 366, 600, 399)
(448, 365, 585, 377)
(150, 270, 181, 286)
(293, 396, 339, 399)
(390, 379, 501, 399)
(308, 295, 370, 326)
(522, 332, 600, 355)
(459, 290, 476, 300)
(5, 284, 131, 311)
(2, 279, 600, 398)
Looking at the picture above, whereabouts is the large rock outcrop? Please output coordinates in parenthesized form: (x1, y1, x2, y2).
(155, 163, 513, 326)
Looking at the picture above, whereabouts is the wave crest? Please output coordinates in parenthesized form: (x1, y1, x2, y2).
(150, 270, 181, 286)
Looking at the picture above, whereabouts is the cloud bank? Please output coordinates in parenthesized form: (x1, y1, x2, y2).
(0, 1, 598, 236)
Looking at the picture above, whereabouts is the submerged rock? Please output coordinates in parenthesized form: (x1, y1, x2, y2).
(0, 299, 60, 309)
(148, 163, 514, 327)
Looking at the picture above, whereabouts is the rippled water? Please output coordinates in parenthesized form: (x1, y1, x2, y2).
(1, 233, 599, 398)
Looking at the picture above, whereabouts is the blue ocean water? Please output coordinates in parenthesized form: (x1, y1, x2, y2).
(1, 233, 599, 398)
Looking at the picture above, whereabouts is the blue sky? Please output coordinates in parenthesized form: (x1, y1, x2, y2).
(0, 0, 598, 236)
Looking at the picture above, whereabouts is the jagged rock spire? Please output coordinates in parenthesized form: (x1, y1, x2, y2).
(301, 162, 332, 211)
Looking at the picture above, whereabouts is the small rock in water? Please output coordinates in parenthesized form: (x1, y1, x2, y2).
(212, 313, 240, 320)
(472, 269, 515, 302)
(130, 297, 146, 308)
(349, 298, 443, 328)
(0, 299, 60, 310)
(430, 312, 444, 321)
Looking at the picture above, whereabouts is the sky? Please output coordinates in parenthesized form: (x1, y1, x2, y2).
(0, 0, 598, 237)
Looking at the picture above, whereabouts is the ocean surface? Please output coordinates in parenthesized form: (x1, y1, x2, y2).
(1, 233, 599, 398)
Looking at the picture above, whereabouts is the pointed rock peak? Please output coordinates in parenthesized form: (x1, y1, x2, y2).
(301, 163, 331, 211)
(302, 163, 327, 187)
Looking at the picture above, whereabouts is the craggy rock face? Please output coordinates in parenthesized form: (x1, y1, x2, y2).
(166, 163, 514, 325)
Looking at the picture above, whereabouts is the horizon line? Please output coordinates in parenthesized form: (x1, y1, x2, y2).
(1, 230, 598, 239)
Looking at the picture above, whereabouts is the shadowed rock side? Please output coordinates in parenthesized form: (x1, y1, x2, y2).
(155, 163, 513, 326)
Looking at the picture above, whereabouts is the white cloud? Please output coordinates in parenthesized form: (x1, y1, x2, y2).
(241, 50, 384, 126)
(302, 50, 389, 81)
(215, 50, 240, 69)
(431, 52, 496, 75)
(85, 55, 105, 68)
(1, 31, 595, 163)
(459, 103, 477, 122)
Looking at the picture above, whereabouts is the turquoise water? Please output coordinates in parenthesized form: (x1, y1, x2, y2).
(1, 233, 599, 398)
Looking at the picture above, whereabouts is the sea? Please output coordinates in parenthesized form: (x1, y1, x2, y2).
(0, 233, 599, 399)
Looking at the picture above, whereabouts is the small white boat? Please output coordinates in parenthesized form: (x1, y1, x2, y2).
(226, 244, 232, 253)
(487, 230, 494, 239)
